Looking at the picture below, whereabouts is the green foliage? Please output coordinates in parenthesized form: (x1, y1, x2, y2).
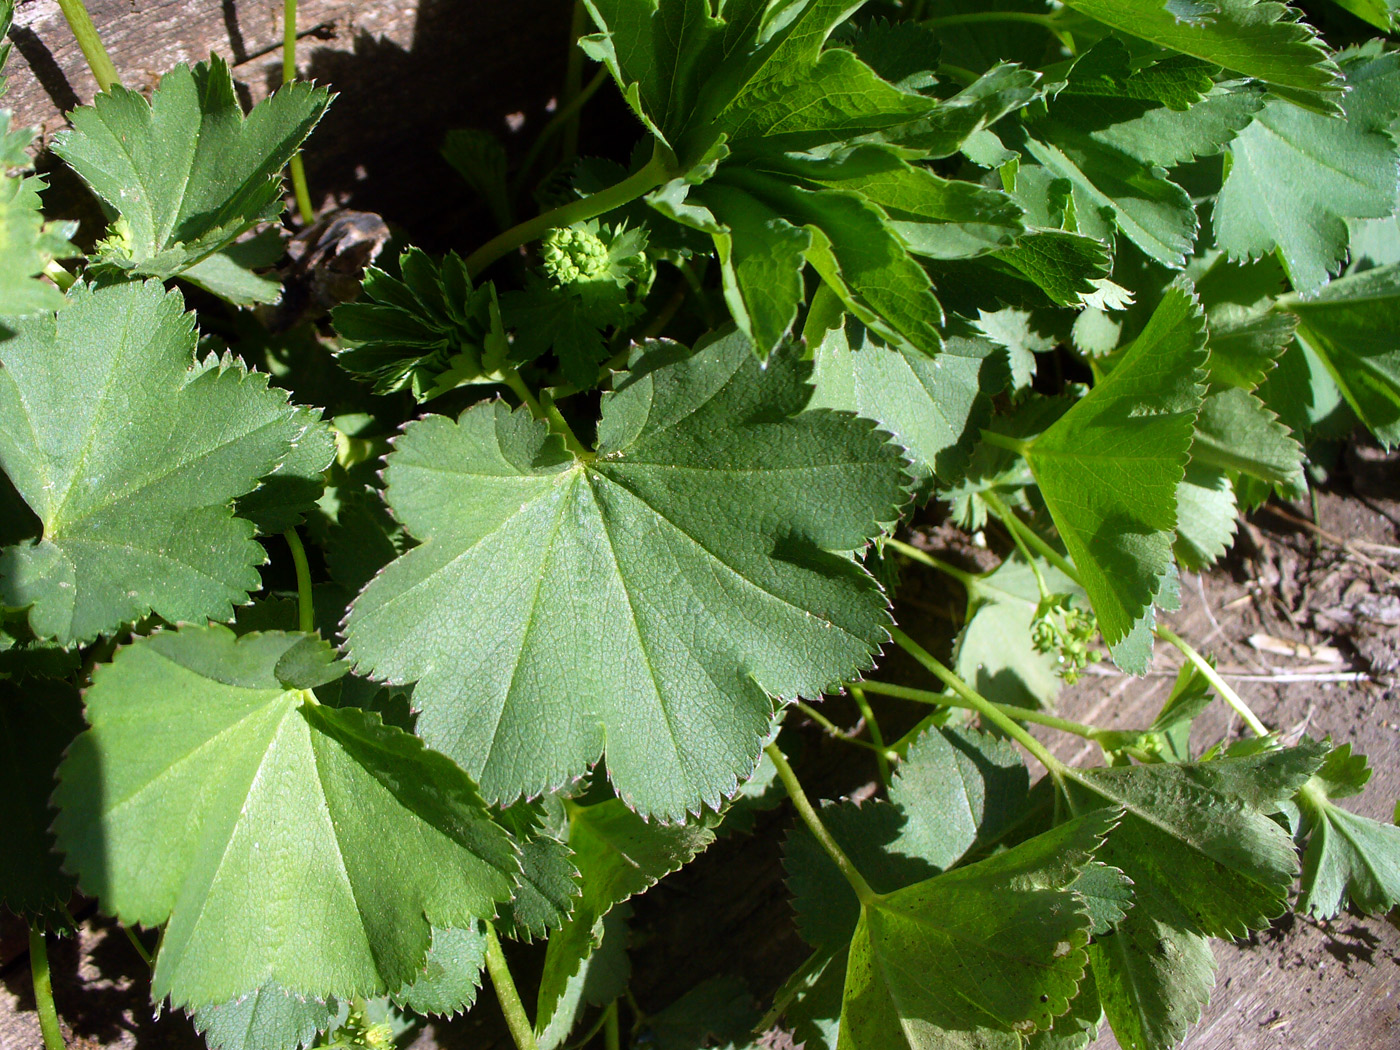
(1297, 744, 1400, 918)
(0, 281, 304, 645)
(345, 332, 909, 818)
(1023, 281, 1207, 664)
(53, 58, 329, 297)
(53, 626, 520, 1008)
(332, 248, 506, 398)
(12, 5, 1400, 1050)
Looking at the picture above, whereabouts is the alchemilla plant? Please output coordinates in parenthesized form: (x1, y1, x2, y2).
(4, 0, 1400, 1048)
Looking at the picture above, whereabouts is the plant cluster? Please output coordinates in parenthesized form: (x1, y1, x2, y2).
(5, 1, 1400, 1050)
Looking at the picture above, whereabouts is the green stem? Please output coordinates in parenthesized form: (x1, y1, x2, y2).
(42, 261, 76, 291)
(283, 0, 316, 225)
(500, 368, 590, 458)
(55, 0, 121, 93)
(283, 529, 314, 634)
(484, 925, 540, 1050)
(765, 743, 878, 906)
(858, 680, 1102, 741)
(983, 492, 1082, 585)
(122, 925, 153, 968)
(885, 537, 976, 589)
(936, 62, 979, 86)
(1001, 510, 1052, 602)
(561, 0, 590, 164)
(465, 146, 674, 277)
(1155, 626, 1272, 738)
(29, 928, 65, 1050)
(515, 67, 608, 196)
(793, 700, 897, 760)
(888, 628, 1068, 775)
(849, 685, 891, 786)
(978, 429, 1033, 457)
(603, 1000, 620, 1050)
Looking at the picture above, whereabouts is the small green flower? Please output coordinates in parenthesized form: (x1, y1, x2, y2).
(1031, 593, 1100, 683)
(542, 225, 610, 283)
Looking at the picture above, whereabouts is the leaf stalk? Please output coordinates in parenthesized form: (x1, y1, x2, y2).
(282, 0, 316, 225)
(888, 628, 1068, 775)
(465, 145, 675, 277)
(284, 529, 315, 634)
(29, 928, 66, 1050)
(765, 742, 879, 907)
(1156, 625, 1272, 738)
(484, 924, 540, 1050)
(54, 0, 121, 93)
(858, 680, 1102, 742)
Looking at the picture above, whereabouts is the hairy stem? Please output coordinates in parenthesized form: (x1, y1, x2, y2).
(858, 680, 1102, 741)
(603, 1000, 620, 1050)
(55, 0, 121, 93)
(1156, 626, 1272, 738)
(793, 700, 897, 760)
(983, 491, 1082, 585)
(884, 537, 976, 588)
(765, 743, 878, 906)
(888, 628, 1068, 775)
(29, 928, 65, 1050)
(978, 429, 1033, 457)
(283, 0, 315, 224)
(516, 67, 608, 196)
(484, 925, 540, 1050)
(561, 0, 591, 164)
(284, 529, 315, 634)
(466, 146, 674, 277)
(122, 925, 153, 968)
(849, 685, 891, 785)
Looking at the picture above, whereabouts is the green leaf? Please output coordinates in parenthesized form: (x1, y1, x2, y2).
(191, 983, 338, 1050)
(1214, 48, 1400, 293)
(235, 407, 336, 535)
(954, 553, 1086, 710)
(1064, 746, 1324, 1050)
(1060, 745, 1325, 943)
(1204, 309, 1297, 392)
(990, 229, 1113, 308)
(1024, 281, 1207, 649)
(536, 904, 630, 1050)
(1190, 387, 1304, 492)
(332, 249, 504, 398)
(53, 58, 329, 283)
(640, 975, 758, 1050)
(887, 725, 1031, 869)
(1088, 917, 1214, 1050)
(0, 281, 304, 645)
(345, 333, 910, 818)
(0, 675, 83, 924)
(1057, 0, 1342, 108)
(392, 924, 489, 1017)
(0, 164, 75, 316)
(180, 229, 286, 307)
(1285, 262, 1400, 447)
(1297, 744, 1400, 918)
(837, 813, 1114, 1050)
(1173, 463, 1238, 571)
(494, 806, 581, 942)
(52, 625, 520, 1009)
(785, 726, 1028, 951)
(1024, 970, 1103, 1050)
(976, 307, 1057, 391)
(535, 798, 713, 1031)
(809, 314, 1007, 493)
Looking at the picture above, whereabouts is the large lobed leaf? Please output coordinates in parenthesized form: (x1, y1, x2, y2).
(53, 626, 521, 1009)
(0, 280, 306, 645)
(345, 332, 910, 819)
